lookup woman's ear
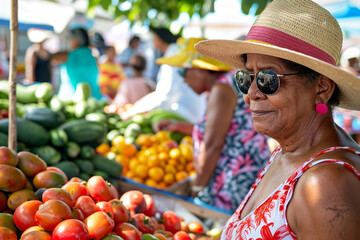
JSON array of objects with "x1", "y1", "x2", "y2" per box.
[{"x1": 316, "y1": 75, "x2": 335, "y2": 103}]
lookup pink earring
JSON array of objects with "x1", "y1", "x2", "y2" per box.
[{"x1": 316, "y1": 103, "x2": 328, "y2": 114}]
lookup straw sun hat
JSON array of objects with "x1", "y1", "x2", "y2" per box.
[
  {"x1": 195, "y1": 0, "x2": 360, "y2": 110},
  {"x1": 156, "y1": 38, "x2": 233, "y2": 71},
  {"x1": 27, "y1": 28, "x2": 54, "y2": 44}
]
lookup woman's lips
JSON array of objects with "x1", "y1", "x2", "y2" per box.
[{"x1": 251, "y1": 110, "x2": 271, "y2": 117}]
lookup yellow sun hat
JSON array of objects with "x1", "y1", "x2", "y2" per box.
[{"x1": 156, "y1": 38, "x2": 233, "y2": 72}]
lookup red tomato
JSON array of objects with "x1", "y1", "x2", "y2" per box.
[
  {"x1": 173, "y1": 231, "x2": 191, "y2": 240},
  {"x1": 110, "y1": 184, "x2": 119, "y2": 199},
  {"x1": 13, "y1": 200, "x2": 43, "y2": 232},
  {"x1": 132, "y1": 213, "x2": 156, "y2": 234},
  {"x1": 42, "y1": 188, "x2": 75, "y2": 208},
  {"x1": 68, "y1": 177, "x2": 85, "y2": 183},
  {"x1": 0, "y1": 191, "x2": 6, "y2": 212},
  {"x1": 187, "y1": 222, "x2": 204, "y2": 234},
  {"x1": 86, "y1": 176, "x2": 117, "y2": 202},
  {"x1": 0, "y1": 109, "x2": 8, "y2": 118},
  {"x1": 18, "y1": 151, "x2": 47, "y2": 177},
  {"x1": 75, "y1": 196, "x2": 97, "y2": 218},
  {"x1": 72, "y1": 207, "x2": 85, "y2": 221},
  {"x1": 33, "y1": 170, "x2": 67, "y2": 190},
  {"x1": 0, "y1": 226, "x2": 17, "y2": 240},
  {"x1": 20, "y1": 230, "x2": 52, "y2": 240},
  {"x1": 119, "y1": 190, "x2": 146, "y2": 216},
  {"x1": 162, "y1": 211, "x2": 181, "y2": 234},
  {"x1": 21, "y1": 226, "x2": 46, "y2": 237},
  {"x1": 0, "y1": 213, "x2": 17, "y2": 233},
  {"x1": 109, "y1": 199, "x2": 130, "y2": 224},
  {"x1": 143, "y1": 194, "x2": 157, "y2": 217},
  {"x1": 0, "y1": 146, "x2": 18, "y2": 166},
  {"x1": 96, "y1": 201, "x2": 115, "y2": 219},
  {"x1": 46, "y1": 167, "x2": 68, "y2": 182},
  {"x1": 114, "y1": 222, "x2": 142, "y2": 240},
  {"x1": 52, "y1": 219, "x2": 90, "y2": 240},
  {"x1": 84, "y1": 211, "x2": 115, "y2": 240},
  {"x1": 61, "y1": 181, "x2": 89, "y2": 200},
  {"x1": 35, "y1": 199, "x2": 72, "y2": 231}
]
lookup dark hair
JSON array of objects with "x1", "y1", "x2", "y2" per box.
[
  {"x1": 131, "y1": 54, "x2": 146, "y2": 72},
  {"x1": 240, "y1": 54, "x2": 340, "y2": 106},
  {"x1": 283, "y1": 59, "x2": 340, "y2": 106},
  {"x1": 129, "y1": 36, "x2": 140, "y2": 46},
  {"x1": 70, "y1": 28, "x2": 89, "y2": 47}
]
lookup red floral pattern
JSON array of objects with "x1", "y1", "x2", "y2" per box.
[{"x1": 221, "y1": 146, "x2": 360, "y2": 240}]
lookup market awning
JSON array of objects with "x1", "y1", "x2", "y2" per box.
[{"x1": 0, "y1": 0, "x2": 75, "y2": 33}]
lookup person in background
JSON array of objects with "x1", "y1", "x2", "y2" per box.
[
  {"x1": 113, "y1": 54, "x2": 154, "y2": 106},
  {"x1": 24, "y1": 28, "x2": 53, "y2": 84},
  {"x1": 117, "y1": 35, "x2": 140, "y2": 77},
  {"x1": 153, "y1": 38, "x2": 271, "y2": 212},
  {"x1": 99, "y1": 46, "x2": 126, "y2": 100},
  {"x1": 90, "y1": 32, "x2": 107, "y2": 60},
  {"x1": 195, "y1": 0, "x2": 360, "y2": 238},
  {"x1": 124, "y1": 26, "x2": 207, "y2": 124},
  {"x1": 340, "y1": 46, "x2": 360, "y2": 77},
  {"x1": 0, "y1": 36, "x2": 9, "y2": 79},
  {"x1": 53, "y1": 27, "x2": 102, "y2": 100}
]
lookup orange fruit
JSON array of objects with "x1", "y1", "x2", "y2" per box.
[
  {"x1": 125, "y1": 171, "x2": 136, "y2": 179},
  {"x1": 163, "y1": 173, "x2": 175, "y2": 185},
  {"x1": 136, "y1": 134, "x2": 153, "y2": 147},
  {"x1": 147, "y1": 155, "x2": 160, "y2": 168},
  {"x1": 133, "y1": 177, "x2": 144, "y2": 183},
  {"x1": 128, "y1": 158, "x2": 139, "y2": 171},
  {"x1": 179, "y1": 157, "x2": 187, "y2": 166},
  {"x1": 150, "y1": 135, "x2": 159, "y2": 144},
  {"x1": 179, "y1": 144, "x2": 193, "y2": 161},
  {"x1": 95, "y1": 143, "x2": 110, "y2": 155},
  {"x1": 185, "y1": 162, "x2": 195, "y2": 172},
  {"x1": 148, "y1": 167, "x2": 165, "y2": 182},
  {"x1": 168, "y1": 159, "x2": 177, "y2": 166},
  {"x1": 169, "y1": 148, "x2": 181, "y2": 160},
  {"x1": 157, "y1": 182, "x2": 167, "y2": 189},
  {"x1": 135, "y1": 164, "x2": 148, "y2": 179},
  {"x1": 175, "y1": 171, "x2": 188, "y2": 182},
  {"x1": 121, "y1": 143, "x2": 137, "y2": 157},
  {"x1": 164, "y1": 165, "x2": 177, "y2": 175},
  {"x1": 180, "y1": 136, "x2": 193, "y2": 145},
  {"x1": 156, "y1": 131, "x2": 170, "y2": 142},
  {"x1": 176, "y1": 164, "x2": 185, "y2": 171},
  {"x1": 145, "y1": 178, "x2": 158, "y2": 188},
  {"x1": 189, "y1": 170, "x2": 197, "y2": 176},
  {"x1": 157, "y1": 144, "x2": 170, "y2": 153},
  {"x1": 112, "y1": 135, "x2": 126, "y2": 149},
  {"x1": 144, "y1": 147, "x2": 157, "y2": 157},
  {"x1": 158, "y1": 152, "x2": 169, "y2": 162}
]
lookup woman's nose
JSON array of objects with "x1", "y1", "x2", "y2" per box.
[{"x1": 247, "y1": 77, "x2": 266, "y2": 100}]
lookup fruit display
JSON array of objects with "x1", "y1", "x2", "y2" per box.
[
  {"x1": 0, "y1": 146, "x2": 220, "y2": 240},
  {"x1": 98, "y1": 132, "x2": 196, "y2": 190}
]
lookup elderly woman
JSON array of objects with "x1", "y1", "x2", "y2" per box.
[
  {"x1": 154, "y1": 38, "x2": 270, "y2": 212},
  {"x1": 195, "y1": 0, "x2": 360, "y2": 239}
]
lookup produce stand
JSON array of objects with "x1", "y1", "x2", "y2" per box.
[{"x1": 116, "y1": 176, "x2": 233, "y2": 222}]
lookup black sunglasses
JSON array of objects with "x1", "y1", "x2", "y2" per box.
[{"x1": 234, "y1": 69, "x2": 302, "y2": 95}]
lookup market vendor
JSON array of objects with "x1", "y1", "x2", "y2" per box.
[
  {"x1": 52, "y1": 27, "x2": 102, "y2": 100},
  {"x1": 122, "y1": 26, "x2": 207, "y2": 124},
  {"x1": 153, "y1": 38, "x2": 270, "y2": 213}
]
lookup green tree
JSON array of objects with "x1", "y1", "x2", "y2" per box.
[{"x1": 86, "y1": 0, "x2": 272, "y2": 26}]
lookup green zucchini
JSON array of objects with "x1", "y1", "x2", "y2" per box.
[
  {"x1": 73, "y1": 82, "x2": 91, "y2": 102},
  {"x1": 49, "y1": 95, "x2": 64, "y2": 112},
  {"x1": 24, "y1": 107, "x2": 65, "y2": 129},
  {"x1": 65, "y1": 141, "x2": 81, "y2": 159},
  {"x1": 74, "y1": 159, "x2": 94, "y2": 175},
  {"x1": 50, "y1": 128, "x2": 68, "y2": 147},
  {"x1": 0, "y1": 99, "x2": 24, "y2": 116},
  {"x1": 91, "y1": 154, "x2": 122, "y2": 178},
  {"x1": 60, "y1": 119, "x2": 107, "y2": 145},
  {"x1": 54, "y1": 161, "x2": 80, "y2": 179},
  {"x1": 0, "y1": 118, "x2": 49, "y2": 146},
  {"x1": 92, "y1": 170, "x2": 110, "y2": 180},
  {"x1": 0, "y1": 131, "x2": 22, "y2": 151},
  {"x1": 80, "y1": 145, "x2": 95, "y2": 159},
  {"x1": 30, "y1": 145, "x2": 61, "y2": 165},
  {"x1": 35, "y1": 82, "x2": 53, "y2": 102}
]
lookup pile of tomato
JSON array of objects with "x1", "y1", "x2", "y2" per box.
[{"x1": 0, "y1": 146, "x2": 206, "y2": 240}]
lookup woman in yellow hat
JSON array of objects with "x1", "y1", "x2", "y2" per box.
[
  {"x1": 154, "y1": 38, "x2": 271, "y2": 213},
  {"x1": 195, "y1": 0, "x2": 360, "y2": 239}
]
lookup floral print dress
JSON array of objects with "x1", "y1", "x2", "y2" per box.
[
  {"x1": 221, "y1": 146, "x2": 360, "y2": 240},
  {"x1": 192, "y1": 72, "x2": 271, "y2": 212}
]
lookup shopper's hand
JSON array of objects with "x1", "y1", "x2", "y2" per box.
[{"x1": 152, "y1": 119, "x2": 175, "y2": 132}]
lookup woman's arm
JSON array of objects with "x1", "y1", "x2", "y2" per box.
[
  {"x1": 194, "y1": 83, "x2": 237, "y2": 186},
  {"x1": 51, "y1": 51, "x2": 69, "y2": 65},
  {"x1": 288, "y1": 162, "x2": 360, "y2": 239}
]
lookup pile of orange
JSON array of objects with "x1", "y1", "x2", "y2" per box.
[{"x1": 102, "y1": 131, "x2": 196, "y2": 189}]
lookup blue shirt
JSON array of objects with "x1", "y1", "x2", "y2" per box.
[{"x1": 58, "y1": 47, "x2": 102, "y2": 100}]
